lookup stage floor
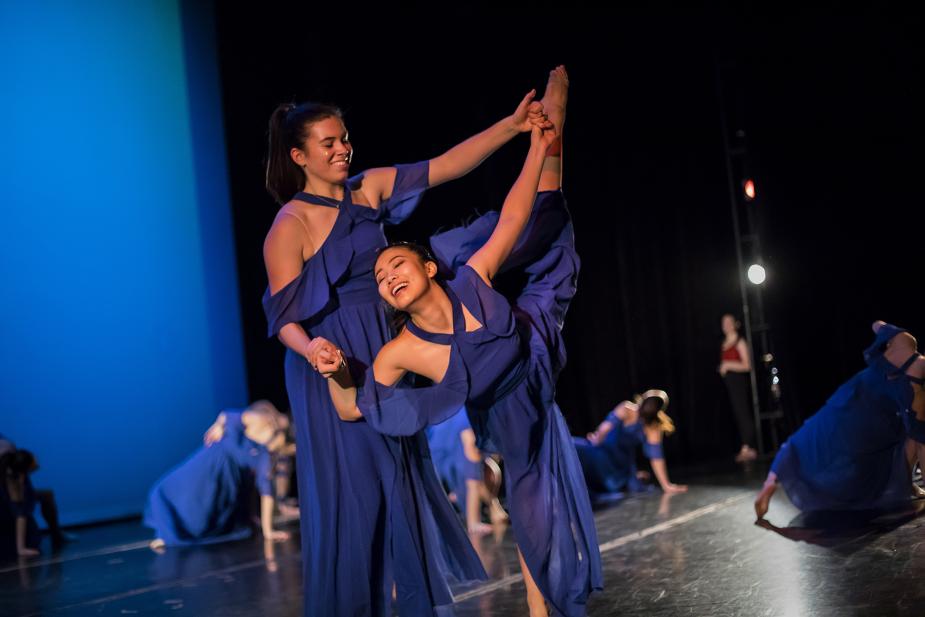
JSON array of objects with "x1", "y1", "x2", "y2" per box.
[{"x1": 5, "y1": 462, "x2": 925, "y2": 616}]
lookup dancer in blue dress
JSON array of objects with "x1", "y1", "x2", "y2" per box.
[
  {"x1": 144, "y1": 408, "x2": 288, "y2": 548},
  {"x1": 755, "y1": 321, "x2": 925, "y2": 519},
  {"x1": 324, "y1": 67, "x2": 603, "y2": 617},
  {"x1": 262, "y1": 86, "x2": 551, "y2": 615},
  {"x1": 426, "y1": 407, "x2": 508, "y2": 534},
  {"x1": 573, "y1": 390, "x2": 687, "y2": 500}
]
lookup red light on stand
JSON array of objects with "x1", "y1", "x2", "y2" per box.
[{"x1": 743, "y1": 179, "x2": 756, "y2": 201}]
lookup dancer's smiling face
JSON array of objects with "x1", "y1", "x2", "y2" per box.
[
  {"x1": 374, "y1": 245, "x2": 438, "y2": 312},
  {"x1": 290, "y1": 116, "x2": 353, "y2": 185}
]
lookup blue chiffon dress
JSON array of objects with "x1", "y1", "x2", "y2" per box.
[
  {"x1": 357, "y1": 190, "x2": 603, "y2": 617},
  {"x1": 573, "y1": 415, "x2": 663, "y2": 497},
  {"x1": 143, "y1": 411, "x2": 272, "y2": 546},
  {"x1": 262, "y1": 162, "x2": 485, "y2": 616},
  {"x1": 426, "y1": 407, "x2": 482, "y2": 513},
  {"x1": 771, "y1": 323, "x2": 925, "y2": 511}
]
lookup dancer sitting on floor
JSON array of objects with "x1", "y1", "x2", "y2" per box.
[
  {"x1": 0, "y1": 435, "x2": 74, "y2": 558},
  {"x1": 203, "y1": 400, "x2": 300, "y2": 518},
  {"x1": 145, "y1": 402, "x2": 291, "y2": 550},
  {"x1": 573, "y1": 390, "x2": 687, "y2": 500},
  {"x1": 426, "y1": 406, "x2": 509, "y2": 534},
  {"x1": 755, "y1": 321, "x2": 925, "y2": 519}
]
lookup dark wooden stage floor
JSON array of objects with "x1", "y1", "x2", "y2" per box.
[{"x1": 5, "y1": 462, "x2": 925, "y2": 616}]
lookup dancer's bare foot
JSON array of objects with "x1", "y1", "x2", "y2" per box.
[
  {"x1": 540, "y1": 65, "x2": 569, "y2": 135},
  {"x1": 278, "y1": 503, "x2": 300, "y2": 519},
  {"x1": 149, "y1": 538, "x2": 166, "y2": 554},
  {"x1": 265, "y1": 529, "x2": 290, "y2": 542},
  {"x1": 754, "y1": 478, "x2": 777, "y2": 519},
  {"x1": 735, "y1": 445, "x2": 758, "y2": 463},
  {"x1": 911, "y1": 483, "x2": 925, "y2": 500}
]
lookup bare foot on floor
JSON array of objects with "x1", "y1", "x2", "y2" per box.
[
  {"x1": 754, "y1": 481, "x2": 777, "y2": 519},
  {"x1": 149, "y1": 538, "x2": 166, "y2": 554}
]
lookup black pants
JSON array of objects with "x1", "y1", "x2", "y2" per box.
[{"x1": 724, "y1": 372, "x2": 755, "y2": 448}]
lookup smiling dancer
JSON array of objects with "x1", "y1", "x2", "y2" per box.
[
  {"x1": 322, "y1": 67, "x2": 603, "y2": 617},
  {"x1": 262, "y1": 83, "x2": 550, "y2": 615}
]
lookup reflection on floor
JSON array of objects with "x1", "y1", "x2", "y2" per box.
[{"x1": 4, "y1": 461, "x2": 925, "y2": 616}]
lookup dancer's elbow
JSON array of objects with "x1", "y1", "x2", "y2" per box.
[{"x1": 336, "y1": 405, "x2": 363, "y2": 422}]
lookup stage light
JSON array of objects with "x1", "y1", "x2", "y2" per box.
[
  {"x1": 743, "y1": 178, "x2": 756, "y2": 201},
  {"x1": 747, "y1": 264, "x2": 766, "y2": 285}
]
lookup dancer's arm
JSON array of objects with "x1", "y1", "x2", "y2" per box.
[
  {"x1": 427, "y1": 90, "x2": 547, "y2": 187},
  {"x1": 587, "y1": 404, "x2": 625, "y2": 445},
  {"x1": 644, "y1": 427, "x2": 687, "y2": 494},
  {"x1": 6, "y1": 475, "x2": 38, "y2": 556},
  {"x1": 261, "y1": 494, "x2": 289, "y2": 542},
  {"x1": 467, "y1": 124, "x2": 556, "y2": 283},
  {"x1": 324, "y1": 341, "x2": 408, "y2": 421},
  {"x1": 327, "y1": 368, "x2": 361, "y2": 421},
  {"x1": 361, "y1": 90, "x2": 549, "y2": 201},
  {"x1": 264, "y1": 215, "x2": 339, "y2": 368},
  {"x1": 203, "y1": 412, "x2": 226, "y2": 446}
]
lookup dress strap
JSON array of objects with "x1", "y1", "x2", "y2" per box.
[
  {"x1": 292, "y1": 191, "x2": 347, "y2": 209},
  {"x1": 403, "y1": 283, "x2": 469, "y2": 344},
  {"x1": 898, "y1": 353, "x2": 920, "y2": 373},
  {"x1": 445, "y1": 283, "x2": 468, "y2": 334},
  {"x1": 404, "y1": 319, "x2": 452, "y2": 345}
]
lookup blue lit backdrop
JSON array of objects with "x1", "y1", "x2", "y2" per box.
[{"x1": 0, "y1": 0, "x2": 247, "y2": 525}]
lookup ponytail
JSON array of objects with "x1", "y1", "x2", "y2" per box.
[{"x1": 265, "y1": 102, "x2": 343, "y2": 205}]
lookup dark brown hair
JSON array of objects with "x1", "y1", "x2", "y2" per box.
[{"x1": 265, "y1": 102, "x2": 343, "y2": 205}]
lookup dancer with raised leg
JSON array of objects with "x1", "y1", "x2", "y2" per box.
[
  {"x1": 323, "y1": 67, "x2": 603, "y2": 617},
  {"x1": 262, "y1": 87, "x2": 549, "y2": 615}
]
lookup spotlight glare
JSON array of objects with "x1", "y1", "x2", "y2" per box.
[
  {"x1": 747, "y1": 264, "x2": 767, "y2": 285},
  {"x1": 744, "y1": 178, "x2": 756, "y2": 200}
]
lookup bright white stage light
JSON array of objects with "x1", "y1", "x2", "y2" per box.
[{"x1": 747, "y1": 264, "x2": 766, "y2": 285}]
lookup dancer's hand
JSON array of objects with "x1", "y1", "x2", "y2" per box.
[
  {"x1": 530, "y1": 122, "x2": 558, "y2": 153},
  {"x1": 510, "y1": 89, "x2": 550, "y2": 133},
  {"x1": 305, "y1": 337, "x2": 338, "y2": 370},
  {"x1": 663, "y1": 483, "x2": 688, "y2": 494},
  {"x1": 203, "y1": 421, "x2": 225, "y2": 447},
  {"x1": 265, "y1": 529, "x2": 290, "y2": 542},
  {"x1": 316, "y1": 348, "x2": 346, "y2": 379}
]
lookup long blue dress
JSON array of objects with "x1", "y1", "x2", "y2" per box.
[
  {"x1": 358, "y1": 190, "x2": 603, "y2": 617},
  {"x1": 771, "y1": 323, "x2": 925, "y2": 511},
  {"x1": 573, "y1": 415, "x2": 663, "y2": 496},
  {"x1": 143, "y1": 411, "x2": 272, "y2": 546},
  {"x1": 262, "y1": 162, "x2": 486, "y2": 617},
  {"x1": 426, "y1": 407, "x2": 482, "y2": 513}
]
